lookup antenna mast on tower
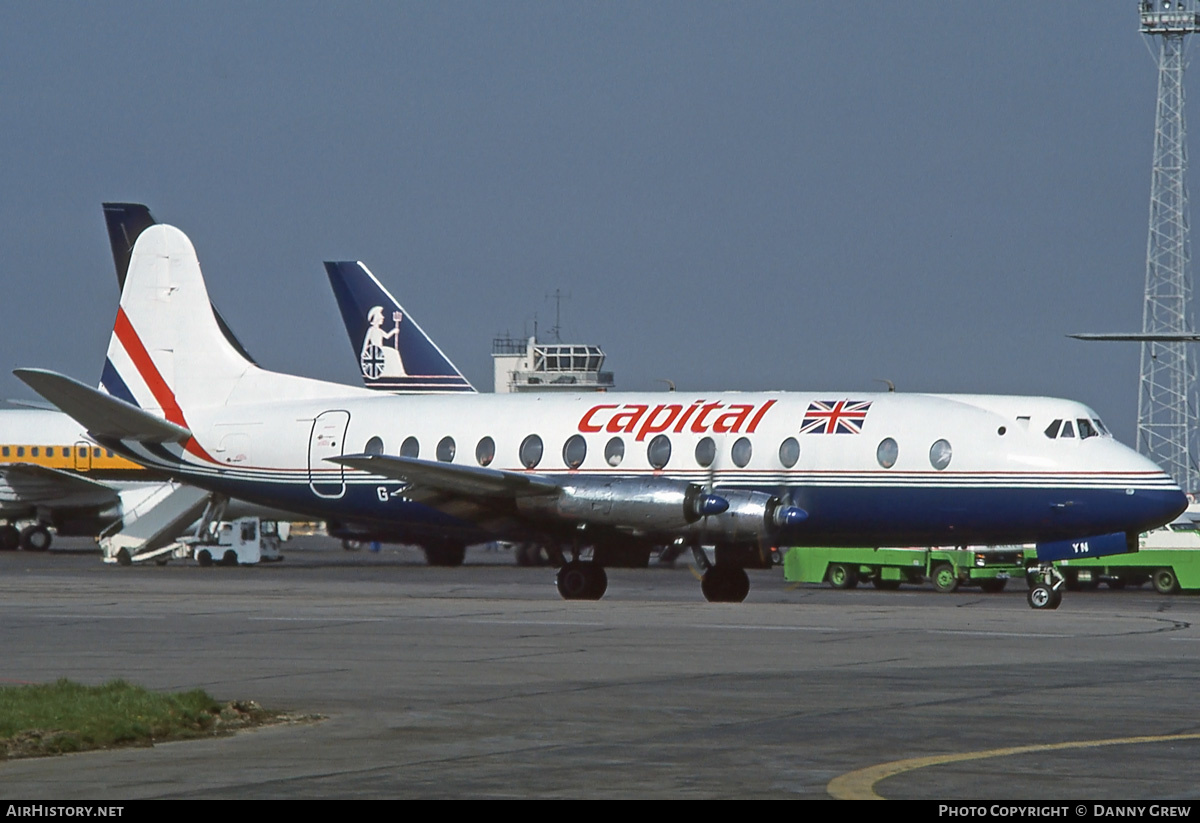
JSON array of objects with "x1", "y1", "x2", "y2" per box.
[{"x1": 1138, "y1": 0, "x2": 1200, "y2": 492}]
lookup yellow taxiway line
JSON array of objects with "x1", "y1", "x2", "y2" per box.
[{"x1": 827, "y1": 732, "x2": 1200, "y2": 800}]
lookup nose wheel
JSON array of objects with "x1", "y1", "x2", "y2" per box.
[{"x1": 1026, "y1": 563, "x2": 1065, "y2": 610}]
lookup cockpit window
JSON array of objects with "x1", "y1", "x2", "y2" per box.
[
  {"x1": 1060, "y1": 421, "x2": 1075, "y2": 439},
  {"x1": 1044, "y1": 420, "x2": 1062, "y2": 439},
  {"x1": 1093, "y1": 418, "x2": 1109, "y2": 436},
  {"x1": 1077, "y1": 419, "x2": 1097, "y2": 439}
]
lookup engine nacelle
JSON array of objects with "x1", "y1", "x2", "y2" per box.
[
  {"x1": 682, "y1": 489, "x2": 805, "y2": 544},
  {"x1": 515, "y1": 477, "x2": 726, "y2": 534}
]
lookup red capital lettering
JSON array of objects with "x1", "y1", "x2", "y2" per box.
[
  {"x1": 636, "y1": 404, "x2": 682, "y2": 441},
  {"x1": 607, "y1": 405, "x2": 649, "y2": 433},
  {"x1": 712, "y1": 404, "x2": 754, "y2": 433},
  {"x1": 579, "y1": 404, "x2": 618, "y2": 433},
  {"x1": 673, "y1": 401, "x2": 704, "y2": 433},
  {"x1": 690, "y1": 402, "x2": 724, "y2": 433},
  {"x1": 746, "y1": 399, "x2": 777, "y2": 433}
]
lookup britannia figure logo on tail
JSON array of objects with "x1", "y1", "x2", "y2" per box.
[{"x1": 360, "y1": 306, "x2": 407, "y2": 379}]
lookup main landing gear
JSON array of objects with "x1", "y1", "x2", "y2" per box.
[
  {"x1": 556, "y1": 561, "x2": 608, "y2": 600},
  {"x1": 1026, "y1": 562, "x2": 1065, "y2": 610},
  {"x1": 691, "y1": 545, "x2": 751, "y2": 603},
  {"x1": 550, "y1": 539, "x2": 756, "y2": 603},
  {"x1": 0, "y1": 523, "x2": 51, "y2": 552}
]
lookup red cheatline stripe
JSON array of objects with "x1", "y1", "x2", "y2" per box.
[
  {"x1": 113, "y1": 308, "x2": 183, "y2": 426},
  {"x1": 112, "y1": 307, "x2": 216, "y2": 463}
]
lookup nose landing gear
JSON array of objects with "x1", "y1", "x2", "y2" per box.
[{"x1": 1026, "y1": 563, "x2": 1065, "y2": 610}]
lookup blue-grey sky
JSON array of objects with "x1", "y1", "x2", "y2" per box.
[{"x1": 0, "y1": 2, "x2": 1181, "y2": 442}]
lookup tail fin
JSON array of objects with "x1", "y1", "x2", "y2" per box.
[
  {"x1": 325, "y1": 261, "x2": 475, "y2": 393},
  {"x1": 100, "y1": 224, "x2": 259, "y2": 421},
  {"x1": 102, "y1": 202, "x2": 257, "y2": 365},
  {"x1": 102, "y1": 202, "x2": 157, "y2": 290}
]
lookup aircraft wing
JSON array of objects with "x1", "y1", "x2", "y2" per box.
[
  {"x1": 1069, "y1": 333, "x2": 1200, "y2": 341},
  {"x1": 13, "y1": 368, "x2": 191, "y2": 444},
  {"x1": 0, "y1": 463, "x2": 120, "y2": 509},
  {"x1": 330, "y1": 453, "x2": 558, "y2": 499}
]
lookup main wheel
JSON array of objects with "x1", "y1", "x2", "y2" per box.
[
  {"x1": 931, "y1": 563, "x2": 959, "y2": 593},
  {"x1": 19, "y1": 524, "x2": 51, "y2": 552},
  {"x1": 701, "y1": 565, "x2": 750, "y2": 603},
  {"x1": 0, "y1": 525, "x2": 19, "y2": 551},
  {"x1": 1153, "y1": 568, "x2": 1181, "y2": 595},
  {"x1": 556, "y1": 561, "x2": 606, "y2": 600},
  {"x1": 1027, "y1": 583, "x2": 1062, "y2": 610},
  {"x1": 424, "y1": 544, "x2": 467, "y2": 567},
  {"x1": 826, "y1": 563, "x2": 858, "y2": 589}
]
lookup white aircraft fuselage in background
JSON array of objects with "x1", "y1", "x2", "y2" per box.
[{"x1": 17, "y1": 225, "x2": 1187, "y2": 601}]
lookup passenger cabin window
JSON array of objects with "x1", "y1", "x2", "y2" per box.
[
  {"x1": 16, "y1": 447, "x2": 24, "y2": 457},
  {"x1": 520, "y1": 434, "x2": 543, "y2": 469},
  {"x1": 31, "y1": 447, "x2": 38, "y2": 457},
  {"x1": 695, "y1": 437, "x2": 716, "y2": 468},
  {"x1": 1077, "y1": 419, "x2": 1097, "y2": 439},
  {"x1": 779, "y1": 437, "x2": 799, "y2": 468},
  {"x1": 437, "y1": 436, "x2": 456, "y2": 462},
  {"x1": 731, "y1": 437, "x2": 752, "y2": 468},
  {"x1": 563, "y1": 435, "x2": 586, "y2": 470},
  {"x1": 364, "y1": 436, "x2": 384, "y2": 455},
  {"x1": 929, "y1": 439, "x2": 952, "y2": 470},
  {"x1": 877, "y1": 438, "x2": 898, "y2": 469},
  {"x1": 46, "y1": 447, "x2": 54, "y2": 457},
  {"x1": 605, "y1": 437, "x2": 625, "y2": 467},
  {"x1": 2, "y1": 447, "x2": 8, "y2": 457},
  {"x1": 647, "y1": 435, "x2": 671, "y2": 470},
  {"x1": 1044, "y1": 420, "x2": 1062, "y2": 439},
  {"x1": 1060, "y1": 421, "x2": 1075, "y2": 439},
  {"x1": 475, "y1": 436, "x2": 495, "y2": 467}
]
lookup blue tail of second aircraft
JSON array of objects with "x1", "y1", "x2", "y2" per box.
[{"x1": 325, "y1": 261, "x2": 476, "y2": 394}]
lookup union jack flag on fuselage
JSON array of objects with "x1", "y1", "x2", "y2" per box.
[{"x1": 799, "y1": 399, "x2": 872, "y2": 435}]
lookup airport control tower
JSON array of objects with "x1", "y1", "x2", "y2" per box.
[{"x1": 1138, "y1": 0, "x2": 1200, "y2": 492}]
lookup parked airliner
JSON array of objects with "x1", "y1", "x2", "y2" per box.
[
  {"x1": 16, "y1": 224, "x2": 1187, "y2": 602},
  {"x1": 0, "y1": 205, "x2": 454, "y2": 555}
]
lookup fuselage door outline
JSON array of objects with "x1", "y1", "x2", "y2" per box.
[{"x1": 308, "y1": 410, "x2": 350, "y2": 499}]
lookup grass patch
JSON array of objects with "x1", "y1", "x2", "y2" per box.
[{"x1": 0, "y1": 679, "x2": 290, "y2": 759}]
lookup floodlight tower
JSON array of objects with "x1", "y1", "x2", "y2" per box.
[{"x1": 1138, "y1": 0, "x2": 1200, "y2": 493}]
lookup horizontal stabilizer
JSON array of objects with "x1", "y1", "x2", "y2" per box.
[
  {"x1": 329, "y1": 453, "x2": 558, "y2": 498},
  {"x1": 0, "y1": 463, "x2": 120, "y2": 509},
  {"x1": 13, "y1": 368, "x2": 192, "y2": 444},
  {"x1": 1069, "y1": 333, "x2": 1200, "y2": 342},
  {"x1": 1, "y1": 398, "x2": 57, "y2": 410}
]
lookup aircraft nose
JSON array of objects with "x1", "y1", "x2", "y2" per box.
[{"x1": 1125, "y1": 451, "x2": 1188, "y2": 530}]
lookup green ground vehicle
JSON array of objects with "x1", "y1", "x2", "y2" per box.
[
  {"x1": 783, "y1": 546, "x2": 1024, "y2": 593},
  {"x1": 1054, "y1": 521, "x2": 1200, "y2": 594}
]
